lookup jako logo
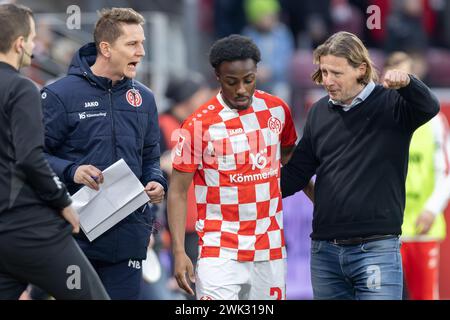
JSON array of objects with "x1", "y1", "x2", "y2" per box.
[
  {"x1": 79, "y1": 112, "x2": 86, "y2": 119},
  {"x1": 84, "y1": 101, "x2": 99, "y2": 108},
  {"x1": 250, "y1": 149, "x2": 267, "y2": 170},
  {"x1": 228, "y1": 128, "x2": 243, "y2": 136}
]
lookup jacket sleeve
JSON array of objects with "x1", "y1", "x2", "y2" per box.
[
  {"x1": 10, "y1": 78, "x2": 71, "y2": 209},
  {"x1": 281, "y1": 107, "x2": 319, "y2": 198},
  {"x1": 141, "y1": 93, "x2": 167, "y2": 191},
  {"x1": 394, "y1": 75, "x2": 440, "y2": 132},
  {"x1": 41, "y1": 88, "x2": 77, "y2": 183}
]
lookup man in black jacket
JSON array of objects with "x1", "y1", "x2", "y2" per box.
[
  {"x1": 0, "y1": 4, "x2": 108, "y2": 300},
  {"x1": 281, "y1": 31, "x2": 439, "y2": 300}
]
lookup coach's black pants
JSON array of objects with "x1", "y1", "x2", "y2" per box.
[{"x1": 0, "y1": 217, "x2": 109, "y2": 300}]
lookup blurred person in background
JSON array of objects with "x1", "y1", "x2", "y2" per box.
[
  {"x1": 279, "y1": 0, "x2": 331, "y2": 49},
  {"x1": 385, "y1": 0, "x2": 428, "y2": 54},
  {"x1": 26, "y1": 19, "x2": 63, "y2": 84},
  {"x1": 384, "y1": 51, "x2": 450, "y2": 300},
  {"x1": 384, "y1": 0, "x2": 430, "y2": 85},
  {"x1": 0, "y1": 3, "x2": 108, "y2": 300},
  {"x1": 41, "y1": 8, "x2": 167, "y2": 300},
  {"x1": 242, "y1": 0, "x2": 295, "y2": 103},
  {"x1": 329, "y1": 0, "x2": 364, "y2": 38},
  {"x1": 213, "y1": 0, "x2": 247, "y2": 39}
]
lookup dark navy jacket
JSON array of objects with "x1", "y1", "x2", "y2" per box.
[{"x1": 41, "y1": 43, "x2": 167, "y2": 263}]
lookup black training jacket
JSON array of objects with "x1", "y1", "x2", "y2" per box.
[
  {"x1": 281, "y1": 76, "x2": 440, "y2": 240},
  {"x1": 0, "y1": 62, "x2": 71, "y2": 229}
]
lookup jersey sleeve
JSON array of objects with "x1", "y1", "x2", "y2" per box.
[
  {"x1": 280, "y1": 101, "x2": 298, "y2": 147},
  {"x1": 172, "y1": 119, "x2": 202, "y2": 173}
]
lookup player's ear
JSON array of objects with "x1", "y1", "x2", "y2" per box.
[
  {"x1": 358, "y1": 62, "x2": 367, "y2": 79},
  {"x1": 13, "y1": 36, "x2": 26, "y2": 54},
  {"x1": 99, "y1": 41, "x2": 111, "y2": 58}
]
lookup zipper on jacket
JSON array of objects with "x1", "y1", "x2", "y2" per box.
[
  {"x1": 83, "y1": 72, "x2": 97, "y2": 86},
  {"x1": 109, "y1": 87, "x2": 119, "y2": 262},
  {"x1": 108, "y1": 88, "x2": 117, "y2": 161}
]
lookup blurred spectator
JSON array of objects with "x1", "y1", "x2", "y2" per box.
[
  {"x1": 410, "y1": 52, "x2": 429, "y2": 82},
  {"x1": 385, "y1": 0, "x2": 428, "y2": 54},
  {"x1": 31, "y1": 37, "x2": 80, "y2": 87},
  {"x1": 330, "y1": 0, "x2": 364, "y2": 38},
  {"x1": 160, "y1": 72, "x2": 212, "y2": 160},
  {"x1": 431, "y1": 0, "x2": 450, "y2": 49},
  {"x1": 426, "y1": 48, "x2": 450, "y2": 87},
  {"x1": 442, "y1": 0, "x2": 450, "y2": 48},
  {"x1": 242, "y1": 0, "x2": 295, "y2": 102},
  {"x1": 384, "y1": 51, "x2": 450, "y2": 300},
  {"x1": 213, "y1": 0, "x2": 246, "y2": 38},
  {"x1": 25, "y1": 19, "x2": 63, "y2": 85},
  {"x1": 350, "y1": 0, "x2": 391, "y2": 48},
  {"x1": 51, "y1": 38, "x2": 79, "y2": 67},
  {"x1": 279, "y1": 0, "x2": 331, "y2": 48}
]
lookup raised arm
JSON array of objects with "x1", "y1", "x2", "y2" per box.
[{"x1": 384, "y1": 71, "x2": 440, "y2": 131}]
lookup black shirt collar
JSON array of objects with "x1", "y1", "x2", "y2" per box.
[{"x1": 0, "y1": 61, "x2": 18, "y2": 72}]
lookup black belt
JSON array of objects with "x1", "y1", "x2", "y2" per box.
[{"x1": 330, "y1": 234, "x2": 398, "y2": 246}]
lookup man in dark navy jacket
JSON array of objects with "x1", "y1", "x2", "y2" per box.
[
  {"x1": 281, "y1": 32, "x2": 439, "y2": 300},
  {"x1": 42, "y1": 8, "x2": 167, "y2": 299}
]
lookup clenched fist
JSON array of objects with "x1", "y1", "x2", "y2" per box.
[
  {"x1": 145, "y1": 181, "x2": 165, "y2": 204},
  {"x1": 382, "y1": 70, "x2": 410, "y2": 89}
]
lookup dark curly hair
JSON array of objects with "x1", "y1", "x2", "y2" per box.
[{"x1": 209, "y1": 34, "x2": 261, "y2": 70}]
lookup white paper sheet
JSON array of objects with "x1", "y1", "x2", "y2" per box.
[{"x1": 71, "y1": 159, "x2": 150, "y2": 241}]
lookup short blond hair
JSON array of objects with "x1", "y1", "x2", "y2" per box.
[
  {"x1": 94, "y1": 8, "x2": 144, "y2": 53},
  {"x1": 312, "y1": 31, "x2": 379, "y2": 85}
]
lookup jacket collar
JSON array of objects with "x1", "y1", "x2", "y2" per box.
[
  {"x1": 68, "y1": 42, "x2": 131, "y2": 91},
  {"x1": 328, "y1": 81, "x2": 376, "y2": 111},
  {"x1": 0, "y1": 61, "x2": 18, "y2": 73}
]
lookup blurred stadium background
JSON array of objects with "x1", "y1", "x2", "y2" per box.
[{"x1": 9, "y1": 0, "x2": 450, "y2": 299}]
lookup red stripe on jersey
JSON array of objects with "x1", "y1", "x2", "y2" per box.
[
  {"x1": 270, "y1": 248, "x2": 283, "y2": 260},
  {"x1": 221, "y1": 232, "x2": 238, "y2": 248},
  {"x1": 238, "y1": 250, "x2": 255, "y2": 261},
  {"x1": 238, "y1": 221, "x2": 257, "y2": 235}
]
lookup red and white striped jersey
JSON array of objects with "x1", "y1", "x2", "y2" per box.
[{"x1": 172, "y1": 90, "x2": 297, "y2": 261}]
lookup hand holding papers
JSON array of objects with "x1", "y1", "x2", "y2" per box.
[{"x1": 71, "y1": 159, "x2": 150, "y2": 241}]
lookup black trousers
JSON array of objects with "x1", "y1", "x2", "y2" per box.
[{"x1": 0, "y1": 216, "x2": 109, "y2": 300}]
